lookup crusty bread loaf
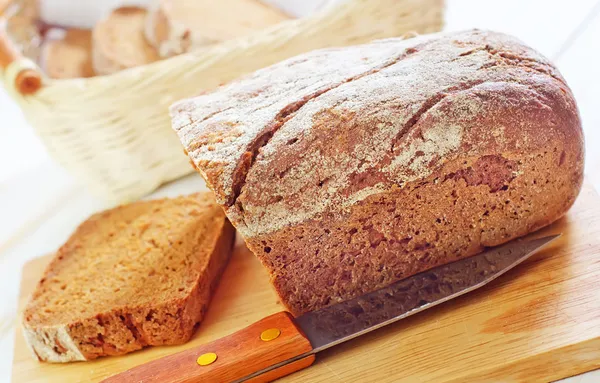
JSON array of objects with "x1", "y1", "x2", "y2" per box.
[
  {"x1": 22, "y1": 193, "x2": 235, "y2": 362},
  {"x1": 41, "y1": 28, "x2": 94, "y2": 79},
  {"x1": 92, "y1": 6, "x2": 159, "y2": 75},
  {"x1": 171, "y1": 30, "x2": 585, "y2": 316},
  {"x1": 145, "y1": 0, "x2": 290, "y2": 57}
]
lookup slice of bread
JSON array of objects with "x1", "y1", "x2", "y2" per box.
[
  {"x1": 41, "y1": 28, "x2": 95, "y2": 79},
  {"x1": 92, "y1": 6, "x2": 159, "y2": 75},
  {"x1": 145, "y1": 0, "x2": 290, "y2": 57},
  {"x1": 22, "y1": 192, "x2": 235, "y2": 362}
]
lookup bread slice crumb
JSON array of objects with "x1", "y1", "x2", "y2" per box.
[{"x1": 22, "y1": 192, "x2": 235, "y2": 362}]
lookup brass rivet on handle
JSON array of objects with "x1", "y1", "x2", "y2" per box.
[
  {"x1": 260, "y1": 328, "x2": 281, "y2": 341},
  {"x1": 197, "y1": 352, "x2": 217, "y2": 366}
]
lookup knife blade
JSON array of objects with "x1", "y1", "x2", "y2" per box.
[{"x1": 103, "y1": 234, "x2": 559, "y2": 383}]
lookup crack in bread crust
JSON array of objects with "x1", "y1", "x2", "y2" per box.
[
  {"x1": 233, "y1": 76, "x2": 566, "y2": 238},
  {"x1": 389, "y1": 79, "x2": 487, "y2": 154},
  {"x1": 172, "y1": 30, "x2": 573, "y2": 213},
  {"x1": 462, "y1": 44, "x2": 568, "y2": 86},
  {"x1": 228, "y1": 43, "x2": 427, "y2": 209}
]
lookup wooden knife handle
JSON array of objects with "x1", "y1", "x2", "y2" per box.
[{"x1": 102, "y1": 311, "x2": 315, "y2": 383}]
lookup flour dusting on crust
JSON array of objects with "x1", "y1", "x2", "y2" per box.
[{"x1": 171, "y1": 30, "x2": 570, "y2": 237}]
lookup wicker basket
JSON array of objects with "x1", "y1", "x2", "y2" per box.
[{"x1": 0, "y1": 0, "x2": 444, "y2": 202}]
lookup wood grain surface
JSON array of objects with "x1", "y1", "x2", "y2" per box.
[{"x1": 12, "y1": 184, "x2": 600, "y2": 382}]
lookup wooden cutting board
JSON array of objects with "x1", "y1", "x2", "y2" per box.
[{"x1": 11, "y1": 184, "x2": 600, "y2": 383}]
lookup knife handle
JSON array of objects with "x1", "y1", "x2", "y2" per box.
[{"x1": 103, "y1": 311, "x2": 315, "y2": 383}]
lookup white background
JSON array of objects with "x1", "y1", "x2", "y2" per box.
[{"x1": 1, "y1": 0, "x2": 600, "y2": 381}]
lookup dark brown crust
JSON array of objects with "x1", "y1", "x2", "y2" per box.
[
  {"x1": 250, "y1": 73, "x2": 583, "y2": 315},
  {"x1": 172, "y1": 30, "x2": 585, "y2": 316},
  {"x1": 249, "y1": 147, "x2": 581, "y2": 315}
]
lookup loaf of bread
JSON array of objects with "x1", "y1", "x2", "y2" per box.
[
  {"x1": 22, "y1": 193, "x2": 235, "y2": 362},
  {"x1": 41, "y1": 28, "x2": 94, "y2": 79},
  {"x1": 92, "y1": 6, "x2": 159, "y2": 75},
  {"x1": 145, "y1": 0, "x2": 290, "y2": 57},
  {"x1": 171, "y1": 30, "x2": 584, "y2": 316}
]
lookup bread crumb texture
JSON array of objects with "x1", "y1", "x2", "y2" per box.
[
  {"x1": 22, "y1": 193, "x2": 235, "y2": 362},
  {"x1": 172, "y1": 30, "x2": 584, "y2": 315}
]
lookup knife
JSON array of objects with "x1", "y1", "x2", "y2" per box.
[{"x1": 103, "y1": 234, "x2": 559, "y2": 383}]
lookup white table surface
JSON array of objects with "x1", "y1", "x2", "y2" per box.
[{"x1": 1, "y1": 0, "x2": 600, "y2": 382}]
